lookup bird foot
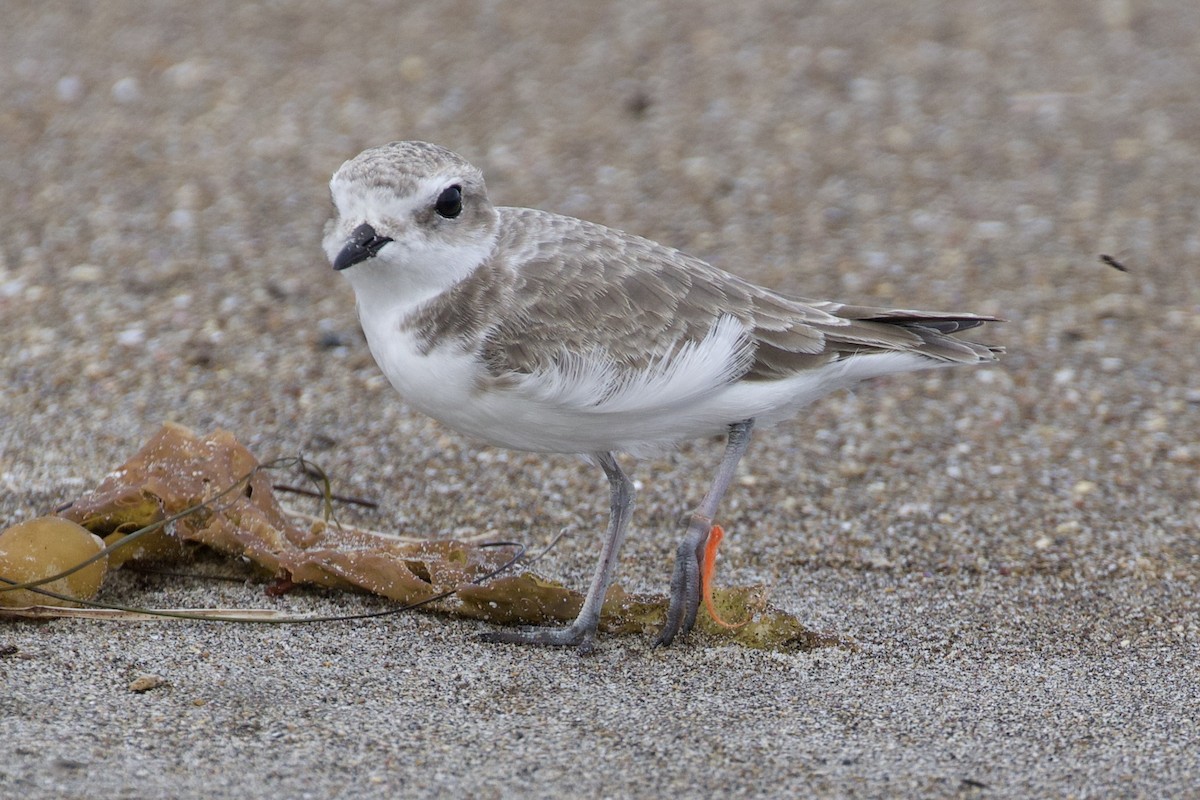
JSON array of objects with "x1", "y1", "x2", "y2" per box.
[
  {"x1": 656, "y1": 515, "x2": 711, "y2": 646},
  {"x1": 478, "y1": 623, "x2": 599, "y2": 654}
]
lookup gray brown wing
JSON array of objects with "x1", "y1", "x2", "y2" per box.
[
  {"x1": 481, "y1": 210, "x2": 753, "y2": 376},
  {"x1": 480, "y1": 208, "x2": 999, "y2": 381}
]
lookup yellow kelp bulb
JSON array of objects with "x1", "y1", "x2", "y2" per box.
[{"x1": 0, "y1": 516, "x2": 108, "y2": 607}]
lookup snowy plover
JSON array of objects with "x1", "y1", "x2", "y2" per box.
[{"x1": 324, "y1": 141, "x2": 1000, "y2": 651}]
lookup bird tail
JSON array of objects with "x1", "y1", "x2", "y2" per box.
[{"x1": 840, "y1": 308, "x2": 1003, "y2": 364}]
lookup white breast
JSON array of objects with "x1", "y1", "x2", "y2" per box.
[
  {"x1": 359, "y1": 300, "x2": 947, "y2": 457},
  {"x1": 357, "y1": 305, "x2": 484, "y2": 430}
]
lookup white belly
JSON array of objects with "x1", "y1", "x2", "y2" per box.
[{"x1": 360, "y1": 305, "x2": 941, "y2": 456}]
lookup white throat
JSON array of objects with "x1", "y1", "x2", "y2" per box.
[{"x1": 340, "y1": 235, "x2": 493, "y2": 323}]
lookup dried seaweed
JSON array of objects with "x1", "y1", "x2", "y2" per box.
[
  {"x1": 59, "y1": 423, "x2": 513, "y2": 608},
  {"x1": 3, "y1": 423, "x2": 845, "y2": 651}
]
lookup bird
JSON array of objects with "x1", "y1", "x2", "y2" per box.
[{"x1": 323, "y1": 141, "x2": 1001, "y2": 652}]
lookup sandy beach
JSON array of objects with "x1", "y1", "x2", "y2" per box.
[{"x1": 2, "y1": 1, "x2": 1198, "y2": 797}]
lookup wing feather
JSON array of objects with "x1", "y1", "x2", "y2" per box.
[{"x1": 459, "y1": 208, "x2": 1000, "y2": 394}]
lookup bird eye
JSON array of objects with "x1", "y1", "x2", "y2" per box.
[{"x1": 435, "y1": 185, "x2": 463, "y2": 218}]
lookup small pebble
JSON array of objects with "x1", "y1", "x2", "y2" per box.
[
  {"x1": 128, "y1": 674, "x2": 166, "y2": 693},
  {"x1": 111, "y1": 77, "x2": 141, "y2": 104},
  {"x1": 56, "y1": 75, "x2": 84, "y2": 103}
]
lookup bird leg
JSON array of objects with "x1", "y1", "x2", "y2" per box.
[
  {"x1": 479, "y1": 451, "x2": 634, "y2": 654},
  {"x1": 656, "y1": 419, "x2": 755, "y2": 646}
]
